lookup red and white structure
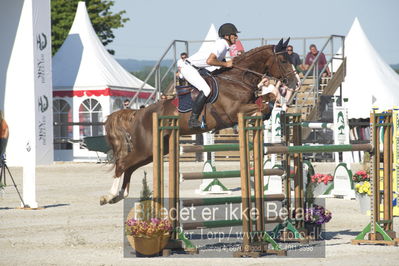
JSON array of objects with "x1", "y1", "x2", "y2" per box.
[{"x1": 52, "y1": 2, "x2": 155, "y2": 161}]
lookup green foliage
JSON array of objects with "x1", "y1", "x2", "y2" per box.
[
  {"x1": 139, "y1": 171, "x2": 153, "y2": 221},
  {"x1": 140, "y1": 171, "x2": 152, "y2": 201},
  {"x1": 51, "y1": 0, "x2": 129, "y2": 55},
  {"x1": 132, "y1": 66, "x2": 175, "y2": 93}
]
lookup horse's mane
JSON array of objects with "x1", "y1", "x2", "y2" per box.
[{"x1": 233, "y1": 44, "x2": 274, "y2": 65}]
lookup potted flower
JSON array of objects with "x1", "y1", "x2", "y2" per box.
[
  {"x1": 125, "y1": 217, "x2": 172, "y2": 256},
  {"x1": 352, "y1": 170, "x2": 370, "y2": 183},
  {"x1": 304, "y1": 204, "x2": 332, "y2": 240},
  {"x1": 125, "y1": 172, "x2": 172, "y2": 257},
  {"x1": 354, "y1": 182, "x2": 371, "y2": 214},
  {"x1": 352, "y1": 170, "x2": 371, "y2": 214},
  {"x1": 309, "y1": 173, "x2": 334, "y2": 197}
]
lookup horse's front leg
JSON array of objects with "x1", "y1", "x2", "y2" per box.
[
  {"x1": 100, "y1": 176, "x2": 122, "y2": 205},
  {"x1": 238, "y1": 93, "x2": 276, "y2": 119},
  {"x1": 120, "y1": 167, "x2": 135, "y2": 198},
  {"x1": 100, "y1": 165, "x2": 137, "y2": 205}
]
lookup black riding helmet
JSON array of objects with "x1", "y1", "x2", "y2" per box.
[{"x1": 218, "y1": 23, "x2": 240, "y2": 37}]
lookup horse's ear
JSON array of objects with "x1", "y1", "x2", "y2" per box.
[
  {"x1": 283, "y1": 37, "x2": 290, "y2": 48},
  {"x1": 275, "y1": 38, "x2": 284, "y2": 53}
]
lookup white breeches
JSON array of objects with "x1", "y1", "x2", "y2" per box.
[{"x1": 180, "y1": 62, "x2": 211, "y2": 97}]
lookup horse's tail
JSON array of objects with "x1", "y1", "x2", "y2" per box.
[{"x1": 105, "y1": 109, "x2": 137, "y2": 169}]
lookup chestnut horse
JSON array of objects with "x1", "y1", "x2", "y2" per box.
[{"x1": 100, "y1": 39, "x2": 296, "y2": 205}]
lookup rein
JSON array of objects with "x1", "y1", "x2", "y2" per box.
[{"x1": 217, "y1": 74, "x2": 255, "y2": 90}]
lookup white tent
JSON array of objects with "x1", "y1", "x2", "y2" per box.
[
  {"x1": 52, "y1": 2, "x2": 154, "y2": 161},
  {"x1": 338, "y1": 18, "x2": 399, "y2": 118},
  {"x1": 195, "y1": 24, "x2": 218, "y2": 55},
  {"x1": 187, "y1": 23, "x2": 218, "y2": 61}
]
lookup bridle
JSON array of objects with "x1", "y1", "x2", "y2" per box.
[{"x1": 233, "y1": 48, "x2": 296, "y2": 85}]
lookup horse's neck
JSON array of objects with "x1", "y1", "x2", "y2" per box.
[
  {"x1": 222, "y1": 53, "x2": 270, "y2": 86},
  {"x1": 215, "y1": 47, "x2": 274, "y2": 90}
]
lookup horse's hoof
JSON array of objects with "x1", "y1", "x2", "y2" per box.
[
  {"x1": 108, "y1": 194, "x2": 123, "y2": 204},
  {"x1": 108, "y1": 198, "x2": 118, "y2": 204},
  {"x1": 100, "y1": 196, "x2": 109, "y2": 206}
]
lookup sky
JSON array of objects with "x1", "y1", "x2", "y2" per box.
[{"x1": 108, "y1": 0, "x2": 399, "y2": 64}]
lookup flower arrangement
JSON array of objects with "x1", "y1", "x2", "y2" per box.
[
  {"x1": 355, "y1": 181, "x2": 371, "y2": 195},
  {"x1": 304, "y1": 204, "x2": 332, "y2": 225},
  {"x1": 352, "y1": 170, "x2": 370, "y2": 183},
  {"x1": 126, "y1": 218, "x2": 172, "y2": 238},
  {"x1": 310, "y1": 173, "x2": 333, "y2": 185}
]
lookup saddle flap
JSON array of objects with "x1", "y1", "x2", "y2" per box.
[{"x1": 175, "y1": 71, "x2": 219, "y2": 113}]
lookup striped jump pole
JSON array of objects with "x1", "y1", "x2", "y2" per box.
[{"x1": 300, "y1": 122, "x2": 334, "y2": 129}]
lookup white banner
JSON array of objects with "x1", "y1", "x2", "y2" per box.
[
  {"x1": 2, "y1": 0, "x2": 52, "y2": 207},
  {"x1": 32, "y1": 0, "x2": 53, "y2": 164},
  {"x1": 333, "y1": 103, "x2": 351, "y2": 164}
]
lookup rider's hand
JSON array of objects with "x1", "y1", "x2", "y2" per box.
[{"x1": 225, "y1": 60, "x2": 233, "y2": 68}]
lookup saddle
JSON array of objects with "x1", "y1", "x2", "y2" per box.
[{"x1": 172, "y1": 70, "x2": 219, "y2": 113}]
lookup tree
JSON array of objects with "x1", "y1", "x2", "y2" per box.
[{"x1": 51, "y1": 0, "x2": 129, "y2": 55}]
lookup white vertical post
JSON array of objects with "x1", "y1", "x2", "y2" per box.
[
  {"x1": 203, "y1": 132, "x2": 214, "y2": 163},
  {"x1": 3, "y1": 0, "x2": 53, "y2": 208}
]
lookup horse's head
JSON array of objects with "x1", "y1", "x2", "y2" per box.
[
  {"x1": 233, "y1": 39, "x2": 297, "y2": 89},
  {"x1": 265, "y1": 38, "x2": 297, "y2": 89}
]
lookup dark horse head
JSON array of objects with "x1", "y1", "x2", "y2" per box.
[
  {"x1": 100, "y1": 40, "x2": 297, "y2": 205},
  {"x1": 232, "y1": 37, "x2": 296, "y2": 89}
]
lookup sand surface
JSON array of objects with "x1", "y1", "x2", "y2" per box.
[{"x1": 1, "y1": 162, "x2": 398, "y2": 265}]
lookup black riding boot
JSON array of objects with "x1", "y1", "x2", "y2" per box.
[{"x1": 189, "y1": 91, "x2": 207, "y2": 128}]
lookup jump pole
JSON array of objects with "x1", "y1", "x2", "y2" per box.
[
  {"x1": 181, "y1": 168, "x2": 284, "y2": 180},
  {"x1": 195, "y1": 132, "x2": 230, "y2": 194}
]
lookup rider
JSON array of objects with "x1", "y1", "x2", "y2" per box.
[{"x1": 180, "y1": 23, "x2": 239, "y2": 128}]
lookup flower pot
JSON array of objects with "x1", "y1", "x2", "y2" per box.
[
  {"x1": 312, "y1": 182, "x2": 330, "y2": 197},
  {"x1": 128, "y1": 234, "x2": 170, "y2": 257},
  {"x1": 305, "y1": 222, "x2": 322, "y2": 240},
  {"x1": 356, "y1": 193, "x2": 370, "y2": 214}
]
